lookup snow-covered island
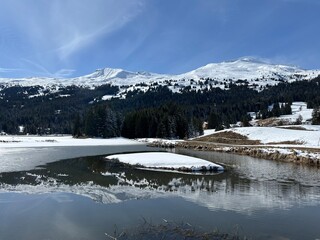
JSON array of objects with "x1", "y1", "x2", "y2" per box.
[{"x1": 106, "y1": 152, "x2": 224, "y2": 173}]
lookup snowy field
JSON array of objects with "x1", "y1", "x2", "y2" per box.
[
  {"x1": 199, "y1": 102, "x2": 320, "y2": 148},
  {"x1": 0, "y1": 135, "x2": 140, "y2": 148},
  {"x1": 278, "y1": 102, "x2": 313, "y2": 123},
  {"x1": 197, "y1": 125, "x2": 320, "y2": 163},
  {"x1": 106, "y1": 152, "x2": 224, "y2": 172},
  {"x1": 233, "y1": 126, "x2": 320, "y2": 147},
  {"x1": 202, "y1": 129, "x2": 217, "y2": 137}
]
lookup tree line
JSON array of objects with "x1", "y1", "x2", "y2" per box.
[
  {"x1": 72, "y1": 103, "x2": 203, "y2": 139},
  {"x1": 0, "y1": 75, "x2": 320, "y2": 138}
]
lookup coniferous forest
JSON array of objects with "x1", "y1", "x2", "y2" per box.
[{"x1": 0, "y1": 75, "x2": 320, "y2": 138}]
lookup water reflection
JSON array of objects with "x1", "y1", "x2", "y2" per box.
[
  {"x1": 1, "y1": 152, "x2": 320, "y2": 215},
  {"x1": 176, "y1": 148, "x2": 320, "y2": 186},
  {"x1": 0, "y1": 144, "x2": 151, "y2": 173}
]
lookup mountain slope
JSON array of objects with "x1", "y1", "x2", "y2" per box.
[
  {"x1": 0, "y1": 57, "x2": 319, "y2": 99},
  {"x1": 180, "y1": 57, "x2": 317, "y2": 80}
]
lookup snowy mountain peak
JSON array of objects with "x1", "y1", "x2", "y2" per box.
[
  {"x1": 86, "y1": 68, "x2": 127, "y2": 79},
  {"x1": 0, "y1": 57, "x2": 319, "y2": 98},
  {"x1": 179, "y1": 57, "x2": 313, "y2": 81},
  {"x1": 84, "y1": 67, "x2": 163, "y2": 81},
  {"x1": 233, "y1": 56, "x2": 268, "y2": 64}
]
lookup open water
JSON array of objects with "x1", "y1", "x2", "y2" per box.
[{"x1": 0, "y1": 145, "x2": 319, "y2": 239}]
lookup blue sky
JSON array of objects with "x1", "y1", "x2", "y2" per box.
[{"x1": 0, "y1": 0, "x2": 319, "y2": 78}]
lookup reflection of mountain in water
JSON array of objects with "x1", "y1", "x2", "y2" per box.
[{"x1": 0, "y1": 155, "x2": 319, "y2": 214}]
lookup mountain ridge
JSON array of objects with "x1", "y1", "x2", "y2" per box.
[{"x1": 0, "y1": 57, "x2": 319, "y2": 99}]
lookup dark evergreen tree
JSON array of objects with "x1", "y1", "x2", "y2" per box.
[
  {"x1": 312, "y1": 107, "x2": 320, "y2": 125},
  {"x1": 241, "y1": 114, "x2": 251, "y2": 127},
  {"x1": 156, "y1": 119, "x2": 167, "y2": 138},
  {"x1": 284, "y1": 103, "x2": 292, "y2": 115},
  {"x1": 72, "y1": 113, "x2": 82, "y2": 137},
  {"x1": 271, "y1": 102, "x2": 281, "y2": 117},
  {"x1": 85, "y1": 109, "x2": 98, "y2": 137},
  {"x1": 121, "y1": 113, "x2": 136, "y2": 138},
  {"x1": 105, "y1": 107, "x2": 120, "y2": 138},
  {"x1": 295, "y1": 114, "x2": 303, "y2": 125},
  {"x1": 215, "y1": 124, "x2": 224, "y2": 131},
  {"x1": 208, "y1": 111, "x2": 221, "y2": 129}
]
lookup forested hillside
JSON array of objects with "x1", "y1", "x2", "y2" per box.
[{"x1": 0, "y1": 75, "x2": 320, "y2": 138}]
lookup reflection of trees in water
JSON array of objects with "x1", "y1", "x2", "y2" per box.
[
  {"x1": 1, "y1": 156, "x2": 116, "y2": 187},
  {"x1": 176, "y1": 148, "x2": 320, "y2": 198},
  {"x1": 1, "y1": 155, "x2": 319, "y2": 202},
  {"x1": 117, "y1": 170, "x2": 228, "y2": 193},
  {"x1": 0, "y1": 155, "x2": 233, "y2": 192}
]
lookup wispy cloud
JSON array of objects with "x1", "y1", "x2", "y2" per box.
[
  {"x1": 50, "y1": 0, "x2": 146, "y2": 60},
  {"x1": 55, "y1": 13, "x2": 139, "y2": 60},
  {"x1": 1, "y1": 0, "x2": 145, "y2": 62},
  {"x1": 0, "y1": 68, "x2": 24, "y2": 74},
  {"x1": 20, "y1": 58, "x2": 75, "y2": 78},
  {"x1": 53, "y1": 69, "x2": 76, "y2": 78}
]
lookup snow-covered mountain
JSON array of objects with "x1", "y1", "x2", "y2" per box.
[
  {"x1": 180, "y1": 57, "x2": 318, "y2": 81},
  {"x1": 77, "y1": 67, "x2": 173, "y2": 87},
  {"x1": 0, "y1": 57, "x2": 319, "y2": 99}
]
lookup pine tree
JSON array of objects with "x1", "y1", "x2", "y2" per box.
[
  {"x1": 208, "y1": 111, "x2": 221, "y2": 129},
  {"x1": 85, "y1": 109, "x2": 97, "y2": 137},
  {"x1": 156, "y1": 120, "x2": 167, "y2": 138},
  {"x1": 272, "y1": 102, "x2": 281, "y2": 117},
  {"x1": 72, "y1": 113, "x2": 82, "y2": 137},
  {"x1": 96, "y1": 106, "x2": 106, "y2": 138},
  {"x1": 121, "y1": 113, "x2": 136, "y2": 138},
  {"x1": 284, "y1": 103, "x2": 292, "y2": 115},
  {"x1": 176, "y1": 114, "x2": 188, "y2": 139},
  {"x1": 295, "y1": 114, "x2": 303, "y2": 125},
  {"x1": 312, "y1": 107, "x2": 320, "y2": 125},
  {"x1": 105, "y1": 107, "x2": 120, "y2": 138},
  {"x1": 241, "y1": 114, "x2": 251, "y2": 127}
]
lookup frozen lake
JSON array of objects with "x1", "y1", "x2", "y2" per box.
[{"x1": 0, "y1": 144, "x2": 319, "y2": 239}]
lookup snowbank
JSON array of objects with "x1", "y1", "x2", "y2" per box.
[
  {"x1": 202, "y1": 129, "x2": 216, "y2": 137},
  {"x1": 136, "y1": 138, "x2": 183, "y2": 148},
  {"x1": 106, "y1": 152, "x2": 224, "y2": 172}
]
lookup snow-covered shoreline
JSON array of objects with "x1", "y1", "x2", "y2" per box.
[
  {"x1": 0, "y1": 136, "x2": 147, "y2": 173},
  {"x1": 178, "y1": 141, "x2": 320, "y2": 166},
  {"x1": 1, "y1": 124, "x2": 320, "y2": 169},
  {"x1": 177, "y1": 126, "x2": 320, "y2": 167},
  {"x1": 0, "y1": 135, "x2": 141, "y2": 148}
]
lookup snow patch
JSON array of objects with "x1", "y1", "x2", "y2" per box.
[{"x1": 279, "y1": 102, "x2": 313, "y2": 123}]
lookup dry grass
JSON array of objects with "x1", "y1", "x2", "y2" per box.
[
  {"x1": 255, "y1": 118, "x2": 290, "y2": 127},
  {"x1": 105, "y1": 220, "x2": 248, "y2": 240},
  {"x1": 276, "y1": 126, "x2": 313, "y2": 131},
  {"x1": 266, "y1": 140, "x2": 305, "y2": 145},
  {"x1": 195, "y1": 131, "x2": 261, "y2": 145}
]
